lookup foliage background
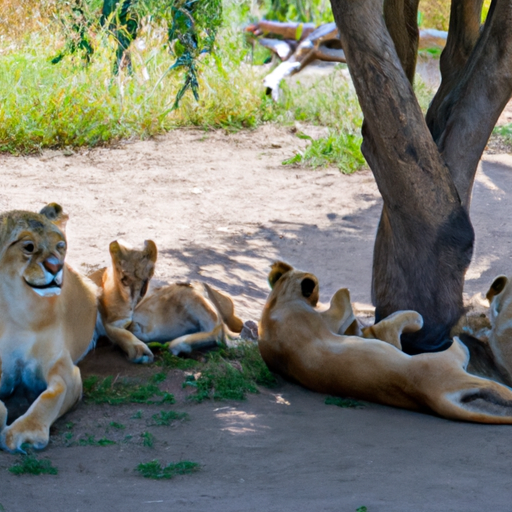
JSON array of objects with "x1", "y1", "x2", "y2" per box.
[{"x1": 0, "y1": 0, "x2": 501, "y2": 165}]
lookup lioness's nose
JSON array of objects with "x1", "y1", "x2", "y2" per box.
[{"x1": 43, "y1": 257, "x2": 63, "y2": 275}]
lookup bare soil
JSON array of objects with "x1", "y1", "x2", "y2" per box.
[{"x1": 1, "y1": 119, "x2": 512, "y2": 511}]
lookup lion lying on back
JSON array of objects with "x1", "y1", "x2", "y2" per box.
[
  {"x1": 259, "y1": 261, "x2": 512, "y2": 423},
  {"x1": 89, "y1": 240, "x2": 243, "y2": 362},
  {"x1": 0, "y1": 204, "x2": 97, "y2": 452}
]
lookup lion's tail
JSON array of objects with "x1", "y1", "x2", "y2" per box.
[
  {"x1": 436, "y1": 380, "x2": 512, "y2": 424},
  {"x1": 431, "y1": 337, "x2": 512, "y2": 424}
]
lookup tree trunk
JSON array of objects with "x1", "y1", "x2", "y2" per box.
[{"x1": 330, "y1": 0, "x2": 512, "y2": 353}]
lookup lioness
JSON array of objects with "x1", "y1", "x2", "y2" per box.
[
  {"x1": 90, "y1": 239, "x2": 244, "y2": 360},
  {"x1": 0, "y1": 204, "x2": 98, "y2": 452},
  {"x1": 259, "y1": 262, "x2": 512, "y2": 423}
]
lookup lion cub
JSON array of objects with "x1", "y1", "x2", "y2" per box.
[
  {"x1": 88, "y1": 240, "x2": 157, "y2": 363},
  {"x1": 91, "y1": 239, "x2": 244, "y2": 360}
]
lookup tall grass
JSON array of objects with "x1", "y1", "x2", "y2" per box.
[
  {"x1": 0, "y1": 29, "x2": 274, "y2": 152},
  {"x1": 0, "y1": 2, "x2": 364, "y2": 159}
]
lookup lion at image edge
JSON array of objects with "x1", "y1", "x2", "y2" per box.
[
  {"x1": 0, "y1": 204, "x2": 98, "y2": 452},
  {"x1": 258, "y1": 261, "x2": 512, "y2": 424}
]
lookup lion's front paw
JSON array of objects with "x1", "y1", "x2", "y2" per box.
[
  {"x1": 127, "y1": 341, "x2": 154, "y2": 364},
  {"x1": 0, "y1": 423, "x2": 49, "y2": 453}
]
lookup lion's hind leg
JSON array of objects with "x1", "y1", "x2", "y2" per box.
[
  {"x1": 362, "y1": 311, "x2": 423, "y2": 350},
  {"x1": 168, "y1": 324, "x2": 224, "y2": 356},
  {"x1": 0, "y1": 355, "x2": 81, "y2": 452},
  {"x1": 320, "y1": 288, "x2": 361, "y2": 335}
]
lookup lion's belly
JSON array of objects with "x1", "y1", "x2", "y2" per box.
[{"x1": 129, "y1": 317, "x2": 202, "y2": 343}]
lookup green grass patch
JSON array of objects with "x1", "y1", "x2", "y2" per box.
[
  {"x1": 109, "y1": 421, "x2": 126, "y2": 430},
  {"x1": 82, "y1": 375, "x2": 175, "y2": 405},
  {"x1": 9, "y1": 454, "x2": 58, "y2": 476},
  {"x1": 493, "y1": 123, "x2": 512, "y2": 148},
  {"x1": 136, "y1": 460, "x2": 200, "y2": 480},
  {"x1": 276, "y1": 66, "x2": 362, "y2": 132},
  {"x1": 153, "y1": 350, "x2": 200, "y2": 370},
  {"x1": 185, "y1": 342, "x2": 277, "y2": 402},
  {"x1": 356, "y1": 507, "x2": 368, "y2": 512},
  {"x1": 282, "y1": 130, "x2": 365, "y2": 174},
  {"x1": 78, "y1": 434, "x2": 116, "y2": 447},
  {"x1": 141, "y1": 431, "x2": 155, "y2": 448},
  {"x1": 150, "y1": 411, "x2": 189, "y2": 426},
  {"x1": 325, "y1": 396, "x2": 363, "y2": 408}
]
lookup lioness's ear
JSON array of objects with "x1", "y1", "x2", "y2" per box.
[
  {"x1": 268, "y1": 261, "x2": 293, "y2": 289},
  {"x1": 39, "y1": 203, "x2": 69, "y2": 233},
  {"x1": 144, "y1": 240, "x2": 158, "y2": 262},
  {"x1": 486, "y1": 276, "x2": 508, "y2": 303}
]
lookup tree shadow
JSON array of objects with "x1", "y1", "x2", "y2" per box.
[{"x1": 159, "y1": 194, "x2": 383, "y2": 309}]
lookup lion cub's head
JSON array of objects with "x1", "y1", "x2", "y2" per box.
[
  {"x1": 0, "y1": 203, "x2": 68, "y2": 298},
  {"x1": 268, "y1": 261, "x2": 320, "y2": 307},
  {"x1": 109, "y1": 239, "x2": 157, "y2": 306}
]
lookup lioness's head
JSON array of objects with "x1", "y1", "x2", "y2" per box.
[
  {"x1": 109, "y1": 239, "x2": 157, "y2": 305},
  {"x1": 0, "y1": 203, "x2": 68, "y2": 298},
  {"x1": 268, "y1": 261, "x2": 320, "y2": 307}
]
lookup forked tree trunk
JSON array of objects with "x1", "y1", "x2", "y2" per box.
[{"x1": 330, "y1": 0, "x2": 512, "y2": 354}]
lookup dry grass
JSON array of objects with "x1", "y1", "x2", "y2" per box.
[{"x1": 0, "y1": 0, "x2": 56, "y2": 40}]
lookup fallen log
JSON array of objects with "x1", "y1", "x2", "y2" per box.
[{"x1": 246, "y1": 20, "x2": 447, "y2": 100}]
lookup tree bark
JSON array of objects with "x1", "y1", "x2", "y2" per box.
[{"x1": 330, "y1": 0, "x2": 512, "y2": 353}]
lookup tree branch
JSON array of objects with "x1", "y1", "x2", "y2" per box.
[
  {"x1": 426, "y1": 0, "x2": 483, "y2": 140},
  {"x1": 435, "y1": 0, "x2": 512, "y2": 207},
  {"x1": 383, "y1": 0, "x2": 420, "y2": 84},
  {"x1": 330, "y1": 0, "x2": 460, "y2": 221}
]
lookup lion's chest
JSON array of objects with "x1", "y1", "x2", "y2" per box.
[{"x1": 0, "y1": 353, "x2": 46, "y2": 401}]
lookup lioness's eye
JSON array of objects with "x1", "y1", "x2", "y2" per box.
[
  {"x1": 22, "y1": 241, "x2": 35, "y2": 254},
  {"x1": 121, "y1": 276, "x2": 130, "y2": 286},
  {"x1": 56, "y1": 241, "x2": 66, "y2": 250}
]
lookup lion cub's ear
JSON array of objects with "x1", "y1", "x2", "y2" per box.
[
  {"x1": 39, "y1": 203, "x2": 69, "y2": 233},
  {"x1": 486, "y1": 276, "x2": 508, "y2": 303},
  {"x1": 268, "y1": 261, "x2": 293, "y2": 289},
  {"x1": 109, "y1": 240, "x2": 128, "y2": 264},
  {"x1": 143, "y1": 240, "x2": 158, "y2": 263}
]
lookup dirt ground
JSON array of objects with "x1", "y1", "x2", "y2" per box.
[{"x1": 2, "y1": 85, "x2": 512, "y2": 510}]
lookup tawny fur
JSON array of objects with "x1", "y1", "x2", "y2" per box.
[
  {"x1": 258, "y1": 262, "x2": 512, "y2": 424},
  {"x1": 91, "y1": 239, "x2": 243, "y2": 358},
  {"x1": 130, "y1": 281, "x2": 244, "y2": 355},
  {"x1": 0, "y1": 204, "x2": 98, "y2": 452},
  {"x1": 485, "y1": 275, "x2": 512, "y2": 380},
  {"x1": 88, "y1": 239, "x2": 157, "y2": 363}
]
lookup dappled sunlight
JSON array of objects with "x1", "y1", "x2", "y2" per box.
[
  {"x1": 475, "y1": 168, "x2": 504, "y2": 194},
  {"x1": 466, "y1": 254, "x2": 499, "y2": 281},
  {"x1": 214, "y1": 406, "x2": 269, "y2": 435},
  {"x1": 273, "y1": 394, "x2": 291, "y2": 406}
]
